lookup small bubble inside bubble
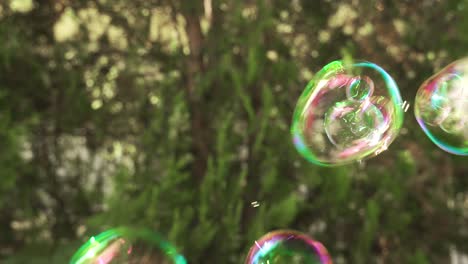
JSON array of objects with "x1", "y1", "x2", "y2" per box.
[
  {"x1": 291, "y1": 60, "x2": 404, "y2": 165},
  {"x1": 346, "y1": 76, "x2": 374, "y2": 101}
]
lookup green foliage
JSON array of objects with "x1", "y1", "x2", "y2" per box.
[{"x1": 0, "y1": 0, "x2": 467, "y2": 263}]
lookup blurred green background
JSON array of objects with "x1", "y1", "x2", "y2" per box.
[{"x1": 0, "y1": 0, "x2": 467, "y2": 263}]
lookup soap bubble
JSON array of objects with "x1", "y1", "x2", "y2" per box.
[
  {"x1": 415, "y1": 58, "x2": 468, "y2": 155},
  {"x1": 245, "y1": 230, "x2": 332, "y2": 264},
  {"x1": 291, "y1": 60, "x2": 404, "y2": 166},
  {"x1": 70, "y1": 227, "x2": 187, "y2": 264}
]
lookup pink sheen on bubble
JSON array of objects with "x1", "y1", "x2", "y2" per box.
[
  {"x1": 415, "y1": 58, "x2": 468, "y2": 155},
  {"x1": 291, "y1": 60, "x2": 403, "y2": 166},
  {"x1": 69, "y1": 228, "x2": 187, "y2": 264},
  {"x1": 245, "y1": 230, "x2": 332, "y2": 264}
]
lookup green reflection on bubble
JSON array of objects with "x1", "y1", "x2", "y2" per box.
[{"x1": 70, "y1": 227, "x2": 187, "y2": 264}]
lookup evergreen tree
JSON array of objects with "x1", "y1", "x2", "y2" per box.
[{"x1": 0, "y1": 0, "x2": 467, "y2": 263}]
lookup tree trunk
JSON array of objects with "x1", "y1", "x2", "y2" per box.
[{"x1": 182, "y1": 6, "x2": 209, "y2": 182}]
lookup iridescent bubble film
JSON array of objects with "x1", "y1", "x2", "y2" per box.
[
  {"x1": 415, "y1": 58, "x2": 468, "y2": 155},
  {"x1": 70, "y1": 227, "x2": 187, "y2": 264},
  {"x1": 245, "y1": 230, "x2": 332, "y2": 264},
  {"x1": 291, "y1": 60, "x2": 404, "y2": 166}
]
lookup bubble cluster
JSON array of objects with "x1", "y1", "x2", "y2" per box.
[
  {"x1": 70, "y1": 227, "x2": 187, "y2": 264},
  {"x1": 291, "y1": 60, "x2": 403, "y2": 166},
  {"x1": 415, "y1": 58, "x2": 468, "y2": 155},
  {"x1": 245, "y1": 230, "x2": 332, "y2": 264}
]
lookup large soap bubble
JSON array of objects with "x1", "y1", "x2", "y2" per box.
[
  {"x1": 415, "y1": 58, "x2": 468, "y2": 155},
  {"x1": 245, "y1": 230, "x2": 332, "y2": 264},
  {"x1": 70, "y1": 227, "x2": 187, "y2": 264},
  {"x1": 291, "y1": 60, "x2": 404, "y2": 166}
]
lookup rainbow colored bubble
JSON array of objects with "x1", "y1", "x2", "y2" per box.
[
  {"x1": 245, "y1": 230, "x2": 332, "y2": 264},
  {"x1": 291, "y1": 60, "x2": 404, "y2": 166},
  {"x1": 69, "y1": 227, "x2": 186, "y2": 264},
  {"x1": 415, "y1": 58, "x2": 468, "y2": 155}
]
